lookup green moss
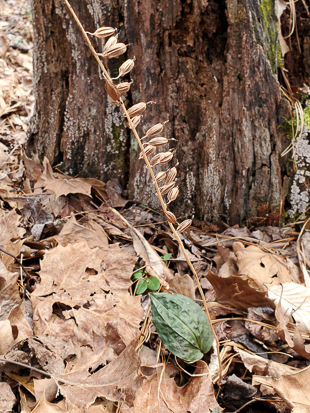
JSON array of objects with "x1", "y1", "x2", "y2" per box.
[
  {"x1": 260, "y1": 0, "x2": 274, "y2": 29},
  {"x1": 280, "y1": 106, "x2": 310, "y2": 139},
  {"x1": 258, "y1": 0, "x2": 284, "y2": 71}
]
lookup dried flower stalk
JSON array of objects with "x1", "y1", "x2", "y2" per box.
[{"x1": 63, "y1": 0, "x2": 222, "y2": 384}]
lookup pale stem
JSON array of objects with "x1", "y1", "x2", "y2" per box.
[{"x1": 64, "y1": 0, "x2": 222, "y2": 384}]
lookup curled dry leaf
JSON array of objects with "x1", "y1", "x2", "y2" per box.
[
  {"x1": 268, "y1": 282, "x2": 310, "y2": 333},
  {"x1": 206, "y1": 270, "x2": 275, "y2": 312},
  {"x1": 35, "y1": 158, "x2": 91, "y2": 200},
  {"x1": 235, "y1": 347, "x2": 297, "y2": 379},
  {"x1": 253, "y1": 365, "x2": 310, "y2": 411}
]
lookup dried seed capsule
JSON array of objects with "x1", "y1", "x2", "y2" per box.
[
  {"x1": 159, "y1": 151, "x2": 173, "y2": 165},
  {"x1": 154, "y1": 171, "x2": 166, "y2": 183},
  {"x1": 105, "y1": 82, "x2": 120, "y2": 102},
  {"x1": 165, "y1": 211, "x2": 177, "y2": 224},
  {"x1": 117, "y1": 59, "x2": 135, "y2": 78},
  {"x1": 126, "y1": 102, "x2": 147, "y2": 118},
  {"x1": 149, "y1": 153, "x2": 165, "y2": 167},
  {"x1": 146, "y1": 123, "x2": 164, "y2": 138},
  {"x1": 148, "y1": 137, "x2": 168, "y2": 147},
  {"x1": 102, "y1": 43, "x2": 127, "y2": 58},
  {"x1": 88, "y1": 27, "x2": 116, "y2": 38},
  {"x1": 116, "y1": 82, "x2": 132, "y2": 94},
  {"x1": 167, "y1": 187, "x2": 179, "y2": 204},
  {"x1": 103, "y1": 35, "x2": 118, "y2": 53},
  {"x1": 164, "y1": 167, "x2": 177, "y2": 185},
  {"x1": 176, "y1": 219, "x2": 192, "y2": 233},
  {"x1": 129, "y1": 116, "x2": 141, "y2": 129},
  {"x1": 139, "y1": 145, "x2": 156, "y2": 159},
  {"x1": 159, "y1": 181, "x2": 176, "y2": 195}
]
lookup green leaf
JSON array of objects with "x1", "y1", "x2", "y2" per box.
[
  {"x1": 149, "y1": 293, "x2": 214, "y2": 362},
  {"x1": 211, "y1": 409, "x2": 221, "y2": 413},
  {"x1": 146, "y1": 276, "x2": 160, "y2": 291},
  {"x1": 131, "y1": 269, "x2": 144, "y2": 281},
  {"x1": 135, "y1": 278, "x2": 148, "y2": 295},
  {"x1": 161, "y1": 253, "x2": 172, "y2": 261}
]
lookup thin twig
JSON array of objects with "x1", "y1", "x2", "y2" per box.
[{"x1": 0, "y1": 357, "x2": 51, "y2": 377}]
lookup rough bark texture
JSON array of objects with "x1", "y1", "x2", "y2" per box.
[{"x1": 28, "y1": 0, "x2": 292, "y2": 225}]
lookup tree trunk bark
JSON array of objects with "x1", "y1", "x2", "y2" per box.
[{"x1": 28, "y1": 0, "x2": 292, "y2": 225}]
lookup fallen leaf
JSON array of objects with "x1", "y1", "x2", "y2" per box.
[
  {"x1": 268, "y1": 283, "x2": 310, "y2": 333},
  {"x1": 31, "y1": 391, "x2": 65, "y2": 412},
  {"x1": 54, "y1": 339, "x2": 144, "y2": 409},
  {"x1": 133, "y1": 360, "x2": 220, "y2": 413},
  {"x1": 236, "y1": 244, "x2": 298, "y2": 291},
  {"x1": 36, "y1": 158, "x2": 91, "y2": 200},
  {"x1": 111, "y1": 208, "x2": 173, "y2": 283},
  {"x1": 205, "y1": 270, "x2": 275, "y2": 312},
  {"x1": 56, "y1": 213, "x2": 108, "y2": 250},
  {"x1": 235, "y1": 347, "x2": 298, "y2": 379},
  {"x1": 0, "y1": 209, "x2": 26, "y2": 250},
  {"x1": 253, "y1": 365, "x2": 310, "y2": 412},
  {"x1": 31, "y1": 242, "x2": 143, "y2": 369},
  {"x1": 0, "y1": 382, "x2": 17, "y2": 413},
  {"x1": 169, "y1": 273, "x2": 195, "y2": 300}
]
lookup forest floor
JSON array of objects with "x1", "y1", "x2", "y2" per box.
[{"x1": 0, "y1": 1, "x2": 310, "y2": 412}]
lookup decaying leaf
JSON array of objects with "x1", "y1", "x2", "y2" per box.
[
  {"x1": 235, "y1": 244, "x2": 299, "y2": 291},
  {"x1": 206, "y1": 270, "x2": 275, "y2": 311},
  {"x1": 56, "y1": 213, "x2": 108, "y2": 250},
  {"x1": 235, "y1": 347, "x2": 298, "y2": 379},
  {"x1": 133, "y1": 360, "x2": 220, "y2": 413},
  {"x1": 31, "y1": 242, "x2": 144, "y2": 370},
  {"x1": 268, "y1": 282, "x2": 310, "y2": 333},
  {"x1": 31, "y1": 391, "x2": 65, "y2": 413},
  {"x1": 53, "y1": 339, "x2": 144, "y2": 409},
  {"x1": 0, "y1": 382, "x2": 17, "y2": 413},
  {"x1": 253, "y1": 365, "x2": 310, "y2": 411},
  {"x1": 35, "y1": 158, "x2": 92, "y2": 200}
]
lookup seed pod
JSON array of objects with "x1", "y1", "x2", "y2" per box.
[
  {"x1": 103, "y1": 35, "x2": 118, "y2": 53},
  {"x1": 149, "y1": 153, "x2": 165, "y2": 167},
  {"x1": 139, "y1": 145, "x2": 156, "y2": 159},
  {"x1": 90, "y1": 27, "x2": 116, "y2": 38},
  {"x1": 103, "y1": 43, "x2": 127, "y2": 58},
  {"x1": 146, "y1": 123, "x2": 164, "y2": 138},
  {"x1": 159, "y1": 152, "x2": 173, "y2": 165},
  {"x1": 148, "y1": 137, "x2": 168, "y2": 147},
  {"x1": 129, "y1": 116, "x2": 141, "y2": 129},
  {"x1": 164, "y1": 167, "x2": 177, "y2": 185},
  {"x1": 118, "y1": 59, "x2": 135, "y2": 78},
  {"x1": 159, "y1": 181, "x2": 176, "y2": 195},
  {"x1": 154, "y1": 171, "x2": 166, "y2": 183},
  {"x1": 105, "y1": 82, "x2": 120, "y2": 102},
  {"x1": 126, "y1": 102, "x2": 147, "y2": 118},
  {"x1": 167, "y1": 187, "x2": 179, "y2": 203},
  {"x1": 176, "y1": 219, "x2": 192, "y2": 233},
  {"x1": 165, "y1": 211, "x2": 177, "y2": 224},
  {"x1": 116, "y1": 82, "x2": 132, "y2": 94}
]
